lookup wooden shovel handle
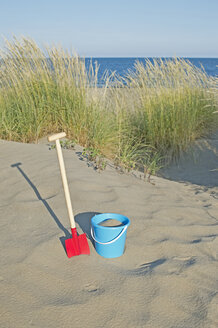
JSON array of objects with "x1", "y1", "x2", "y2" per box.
[
  {"x1": 48, "y1": 132, "x2": 66, "y2": 142},
  {"x1": 48, "y1": 132, "x2": 75, "y2": 229}
]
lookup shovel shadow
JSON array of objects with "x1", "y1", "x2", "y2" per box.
[
  {"x1": 11, "y1": 162, "x2": 102, "y2": 253},
  {"x1": 11, "y1": 162, "x2": 72, "y2": 253}
]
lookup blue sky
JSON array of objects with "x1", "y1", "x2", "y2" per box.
[{"x1": 0, "y1": 0, "x2": 217, "y2": 57}]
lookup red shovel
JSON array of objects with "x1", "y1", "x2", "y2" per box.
[{"x1": 48, "y1": 132, "x2": 90, "y2": 257}]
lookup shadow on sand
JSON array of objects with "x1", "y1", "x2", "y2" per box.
[
  {"x1": 11, "y1": 162, "x2": 99, "y2": 252},
  {"x1": 160, "y1": 132, "x2": 218, "y2": 190}
]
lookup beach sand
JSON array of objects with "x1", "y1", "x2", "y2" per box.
[{"x1": 0, "y1": 135, "x2": 218, "y2": 328}]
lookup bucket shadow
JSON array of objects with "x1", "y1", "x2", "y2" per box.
[
  {"x1": 75, "y1": 212, "x2": 101, "y2": 247},
  {"x1": 11, "y1": 162, "x2": 72, "y2": 253}
]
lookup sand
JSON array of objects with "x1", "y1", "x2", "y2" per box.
[{"x1": 0, "y1": 135, "x2": 218, "y2": 328}]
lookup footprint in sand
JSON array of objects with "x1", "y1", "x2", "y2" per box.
[
  {"x1": 191, "y1": 234, "x2": 217, "y2": 244},
  {"x1": 83, "y1": 283, "x2": 105, "y2": 296},
  {"x1": 125, "y1": 258, "x2": 167, "y2": 276},
  {"x1": 128, "y1": 257, "x2": 197, "y2": 276}
]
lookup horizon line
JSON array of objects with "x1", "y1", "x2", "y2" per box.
[{"x1": 82, "y1": 56, "x2": 218, "y2": 59}]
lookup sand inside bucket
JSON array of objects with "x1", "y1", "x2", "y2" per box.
[{"x1": 99, "y1": 219, "x2": 124, "y2": 227}]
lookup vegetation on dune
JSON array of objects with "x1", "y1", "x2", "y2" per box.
[
  {"x1": 113, "y1": 59, "x2": 217, "y2": 161},
  {"x1": 0, "y1": 37, "x2": 217, "y2": 174}
]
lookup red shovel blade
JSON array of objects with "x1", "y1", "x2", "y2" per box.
[{"x1": 65, "y1": 228, "x2": 90, "y2": 258}]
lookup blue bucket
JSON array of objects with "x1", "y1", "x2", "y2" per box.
[{"x1": 91, "y1": 213, "x2": 130, "y2": 258}]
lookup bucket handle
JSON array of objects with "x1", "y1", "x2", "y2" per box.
[{"x1": 91, "y1": 226, "x2": 128, "y2": 245}]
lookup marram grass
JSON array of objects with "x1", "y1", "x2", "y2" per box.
[
  {"x1": 0, "y1": 37, "x2": 217, "y2": 173},
  {"x1": 0, "y1": 38, "x2": 116, "y2": 156},
  {"x1": 109, "y1": 58, "x2": 217, "y2": 163}
]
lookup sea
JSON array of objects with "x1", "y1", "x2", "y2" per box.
[{"x1": 85, "y1": 58, "x2": 218, "y2": 82}]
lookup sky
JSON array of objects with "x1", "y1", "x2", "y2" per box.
[{"x1": 0, "y1": 0, "x2": 217, "y2": 57}]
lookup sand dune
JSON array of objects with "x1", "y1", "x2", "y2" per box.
[
  {"x1": 0, "y1": 138, "x2": 218, "y2": 328},
  {"x1": 161, "y1": 130, "x2": 218, "y2": 188}
]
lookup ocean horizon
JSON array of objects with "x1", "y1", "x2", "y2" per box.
[{"x1": 85, "y1": 57, "x2": 218, "y2": 80}]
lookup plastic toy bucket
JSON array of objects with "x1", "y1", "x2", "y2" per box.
[{"x1": 91, "y1": 213, "x2": 130, "y2": 258}]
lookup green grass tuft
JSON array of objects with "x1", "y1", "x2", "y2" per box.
[{"x1": 0, "y1": 37, "x2": 217, "y2": 174}]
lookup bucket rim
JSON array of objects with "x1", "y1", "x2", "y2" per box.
[{"x1": 91, "y1": 213, "x2": 130, "y2": 230}]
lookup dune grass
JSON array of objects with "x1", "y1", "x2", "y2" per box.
[
  {"x1": 125, "y1": 59, "x2": 217, "y2": 161},
  {"x1": 0, "y1": 37, "x2": 217, "y2": 174}
]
